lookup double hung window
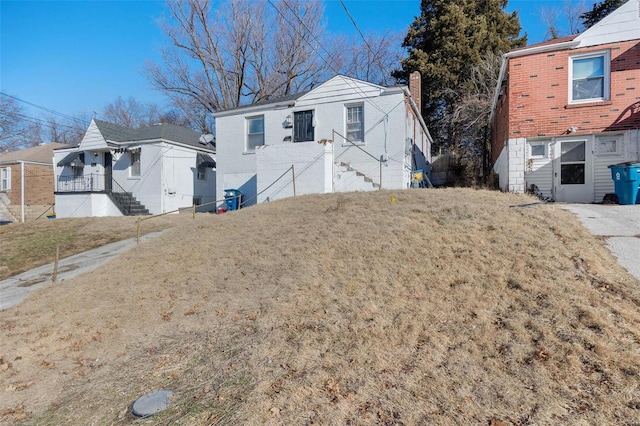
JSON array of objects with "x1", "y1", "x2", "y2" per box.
[
  {"x1": 130, "y1": 151, "x2": 141, "y2": 177},
  {"x1": 570, "y1": 52, "x2": 609, "y2": 103},
  {"x1": 246, "y1": 116, "x2": 265, "y2": 152},
  {"x1": 0, "y1": 167, "x2": 10, "y2": 191},
  {"x1": 346, "y1": 105, "x2": 364, "y2": 143}
]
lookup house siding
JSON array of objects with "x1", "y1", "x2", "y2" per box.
[
  {"x1": 215, "y1": 76, "x2": 420, "y2": 207},
  {"x1": 491, "y1": 4, "x2": 640, "y2": 203},
  {"x1": 54, "y1": 120, "x2": 216, "y2": 217}
]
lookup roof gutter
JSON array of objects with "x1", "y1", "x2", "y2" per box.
[
  {"x1": 488, "y1": 40, "x2": 581, "y2": 125},
  {"x1": 402, "y1": 88, "x2": 434, "y2": 145}
]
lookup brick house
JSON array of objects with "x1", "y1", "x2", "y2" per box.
[
  {"x1": 0, "y1": 142, "x2": 69, "y2": 222},
  {"x1": 490, "y1": 0, "x2": 640, "y2": 203}
]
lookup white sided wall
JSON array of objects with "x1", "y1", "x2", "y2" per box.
[
  {"x1": 296, "y1": 79, "x2": 407, "y2": 191},
  {"x1": 160, "y1": 144, "x2": 216, "y2": 213},
  {"x1": 497, "y1": 131, "x2": 640, "y2": 202},
  {"x1": 255, "y1": 141, "x2": 333, "y2": 203},
  {"x1": 55, "y1": 193, "x2": 122, "y2": 218},
  {"x1": 215, "y1": 76, "x2": 411, "y2": 207}
]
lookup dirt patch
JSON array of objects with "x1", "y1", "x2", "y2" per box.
[
  {"x1": 1, "y1": 189, "x2": 639, "y2": 425},
  {"x1": 16, "y1": 279, "x2": 46, "y2": 288}
]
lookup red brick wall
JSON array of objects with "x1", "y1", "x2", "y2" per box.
[
  {"x1": 505, "y1": 40, "x2": 640, "y2": 139},
  {"x1": 491, "y1": 80, "x2": 512, "y2": 165}
]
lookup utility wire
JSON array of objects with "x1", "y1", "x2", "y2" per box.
[
  {"x1": 338, "y1": 0, "x2": 392, "y2": 85},
  {"x1": 269, "y1": 0, "x2": 387, "y2": 115},
  {"x1": 0, "y1": 92, "x2": 84, "y2": 124}
]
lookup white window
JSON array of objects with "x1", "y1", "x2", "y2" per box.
[
  {"x1": 597, "y1": 136, "x2": 621, "y2": 156},
  {"x1": 1, "y1": 167, "x2": 10, "y2": 191},
  {"x1": 528, "y1": 141, "x2": 548, "y2": 159},
  {"x1": 346, "y1": 104, "x2": 364, "y2": 143},
  {"x1": 197, "y1": 166, "x2": 206, "y2": 180},
  {"x1": 570, "y1": 51, "x2": 610, "y2": 103},
  {"x1": 246, "y1": 116, "x2": 264, "y2": 152},
  {"x1": 130, "y1": 151, "x2": 141, "y2": 177}
]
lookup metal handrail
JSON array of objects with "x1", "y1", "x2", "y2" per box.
[{"x1": 56, "y1": 174, "x2": 106, "y2": 192}]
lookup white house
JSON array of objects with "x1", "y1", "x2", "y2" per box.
[
  {"x1": 54, "y1": 119, "x2": 216, "y2": 217},
  {"x1": 213, "y1": 74, "x2": 432, "y2": 207}
]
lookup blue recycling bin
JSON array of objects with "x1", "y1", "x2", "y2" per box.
[
  {"x1": 224, "y1": 189, "x2": 243, "y2": 211},
  {"x1": 608, "y1": 162, "x2": 640, "y2": 205}
]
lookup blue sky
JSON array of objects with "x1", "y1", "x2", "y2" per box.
[{"x1": 0, "y1": 0, "x2": 583, "y2": 122}]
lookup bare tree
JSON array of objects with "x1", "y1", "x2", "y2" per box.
[
  {"x1": 335, "y1": 31, "x2": 404, "y2": 86},
  {"x1": 102, "y1": 96, "x2": 160, "y2": 128},
  {"x1": 539, "y1": 0, "x2": 587, "y2": 41},
  {"x1": 0, "y1": 96, "x2": 29, "y2": 151},
  {"x1": 146, "y1": 0, "x2": 327, "y2": 120},
  {"x1": 442, "y1": 52, "x2": 502, "y2": 182}
]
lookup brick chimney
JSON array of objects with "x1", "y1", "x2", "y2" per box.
[{"x1": 409, "y1": 71, "x2": 421, "y2": 113}]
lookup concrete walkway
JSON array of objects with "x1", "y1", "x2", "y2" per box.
[
  {"x1": 562, "y1": 204, "x2": 640, "y2": 281},
  {"x1": 0, "y1": 231, "x2": 164, "y2": 311}
]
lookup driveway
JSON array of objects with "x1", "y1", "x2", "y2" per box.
[
  {"x1": 562, "y1": 203, "x2": 640, "y2": 280},
  {"x1": 0, "y1": 231, "x2": 165, "y2": 311}
]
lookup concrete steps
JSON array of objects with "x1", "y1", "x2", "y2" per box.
[
  {"x1": 108, "y1": 192, "x2": 150, "y2": 216},
  {"x1": 335, "y1": 162, "x2": 380, "y2": 192}
]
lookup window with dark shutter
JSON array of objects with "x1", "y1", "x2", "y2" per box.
[{"x1": 294, "y1": 110, "x2": 314, "y2": 142}]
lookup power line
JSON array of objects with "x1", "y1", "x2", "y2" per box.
[
  {"x1": 268, "y1": 0, "x2": 387, "y2": 115},
  {"x1": 0, "y1": 92, "x2": 85, "y2": 124}
]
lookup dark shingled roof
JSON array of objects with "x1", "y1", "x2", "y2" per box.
[
  {"x1": 94, "y1": 120, "x2": 203, "y2": 148},
  {"x1": 216, "y1": 91, "x2": 310, "y2": 113}
]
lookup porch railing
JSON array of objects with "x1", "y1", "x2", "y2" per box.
[{"x1": 56, "y1": 174, "x2": 107, "y2": 192}]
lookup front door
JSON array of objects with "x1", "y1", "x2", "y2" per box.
[
  {"x1": 104, "y1": 152, "x2": 113, "y2": 192},
  {"x1": 553, "y1": 138, "x2": 593, "y2": 203}
]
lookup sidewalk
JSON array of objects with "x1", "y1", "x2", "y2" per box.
[
  {"x1": 0, "y1": 231, "x2": 164, "y2": 311},
  {"x1": 562, "y1": 204, "x2": 640, "y2": 281}
]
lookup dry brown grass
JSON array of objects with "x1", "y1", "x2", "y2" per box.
[
  {"x1": 1, "y1": 189, "x2": 640, "y2": 425},
  {"x1": 0, "y1": 215, "x2": 182, "y2": 281}
]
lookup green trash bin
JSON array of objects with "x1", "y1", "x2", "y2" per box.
[{"x1": 608, "y1": 162, "x2": 640, "y2": 205}]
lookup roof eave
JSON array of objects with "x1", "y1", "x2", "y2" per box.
[{"x1": 489, "y1": 40, "x2": 581, "y2": 125}]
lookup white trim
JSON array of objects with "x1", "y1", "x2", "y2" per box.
[
  {"x1": 344, "y1": 103, "x2": 364, "y2": 144},
  {"x1": 528, "y1": 140, "x2": 549, "y2": 159},
  {"x1": 245, "y1": 115, "x2": 265, "y2": 153},
  {"x1": 596, "y1": 134, "x2": 622, "y2": 156},
  {"x1": 0, "y1": 166, "x2": 10, "y2": 191},
  {"x1": 568, "y1": 50, "x2": 610, "y2": 104}
]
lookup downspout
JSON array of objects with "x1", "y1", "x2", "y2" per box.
[
  {"x1": 20, "y1": 160, "x2": 25, "y2": 223},
  {"x1": 402, "y1": 88, "x2": 433, "y2": 147}
]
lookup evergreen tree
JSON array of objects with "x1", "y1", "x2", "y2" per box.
[
  {"x1": 396, "y1": 0, "x2": 525, "y2": 168},
  {"x1": 581, "y1": 0, "x2": 626, "y2": 29}
]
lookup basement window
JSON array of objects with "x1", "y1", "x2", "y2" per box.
[
  {"x1": 527, "y1": 141, "x2": 548, "y2": 159},
  {"x1": 597, "y1": 136, "x2": 621, "y2": 156}
]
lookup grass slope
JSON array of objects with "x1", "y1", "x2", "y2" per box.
[{"x1": 1, "y1": 189, "x2": 640, "y2": 425}]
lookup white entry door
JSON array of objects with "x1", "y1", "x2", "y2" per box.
[{"x1": 553, "y1": 138, "x2": 594, "y2": 203}]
